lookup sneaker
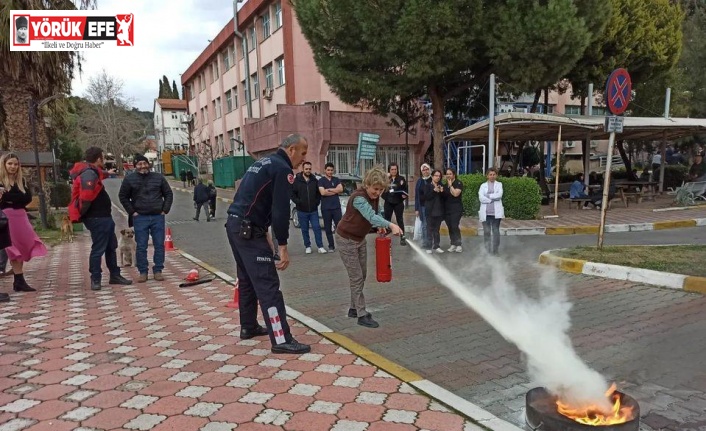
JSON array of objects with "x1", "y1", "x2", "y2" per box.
[
  {"x1": 455, "y1": 246, "x2": 463, "y2": 253},
  {"x1": 426, "y1": 250, "x2": 433, "y2": 254},
  {"x1": 90, "y1": 280, "x2": 101, "y2": 291},
  {"x1": 153, "y1": 272, "x2": 165, "y2": 281},
  {"x1": 328, "y1": 247, "x2": 335, "y2": 253},
  {"x1": 347, "y1": 308, "x2": 357, "y2": 318},
  {"x1": 434, "y1": 248, "x2": 444, "y2": 254},
  {"x1": 357, "y1": 313, "x2": 379, "y2": 328},
  {"x1": 318, "y1": 247, "x2": 327, "y2": 254},
  {"x1": 305, "y1": 247, "x2": 312, "y2": 254},
  {"x1": 137, "y1": 273, "x2": 148, "y2": 283},
  {"x1": 447, "y1": 245, "x2": 457, "y2": 252},
  {"x1": 582, "y1": 206, "x2": 592, "y2": 210},
  {"x1": 193, "y1": 217, "x2": 199, "y2": 221},
  {"x1": 109, "y1": 275, "x2": 132, "y2": 285}
]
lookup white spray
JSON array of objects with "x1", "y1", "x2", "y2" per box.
[{"x1": 406, "y1": 241, "x2": 612, "y2": 412}]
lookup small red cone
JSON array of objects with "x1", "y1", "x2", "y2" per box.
[
  {"x1": 185, "y1": 269, "x2": 199, "y2": 282},
  {"x1": 226, "y1": 278, "x2": 240, "y2": 308},
  {"x1": 165, "y1": 227, "x2": 176, "y2": 251}
]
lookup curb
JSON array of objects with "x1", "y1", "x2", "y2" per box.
[
  {"x1": 177, "y1": 251, "x2": 522, "y2": 431},
  {"x1": 538, "y1": 249, "x2": 706, "y2": 294}
]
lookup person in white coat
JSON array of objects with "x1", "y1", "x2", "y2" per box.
[{"x1": 478, "y1": 168, "x2": 504, "y2": 255}]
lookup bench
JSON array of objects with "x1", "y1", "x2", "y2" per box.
[{"x1": 567, "y1": 198, "x2": 592, "y2": 209}]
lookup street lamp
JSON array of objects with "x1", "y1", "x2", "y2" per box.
[{"x1": 29, "y1": 93, "x2": 64, "y2": 229}]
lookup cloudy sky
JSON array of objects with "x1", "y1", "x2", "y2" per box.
[{"x1": 71, "y1": 0, "x2": 237, "y2": 112}]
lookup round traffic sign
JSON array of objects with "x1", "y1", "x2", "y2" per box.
[{"x1": 605, "y1": 68, "x2": 632, "y2": 115}]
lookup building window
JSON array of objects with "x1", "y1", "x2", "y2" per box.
[
  {"x1": 248, "y1": 26, "x2": 256, "y2": 51},
  {"x1": 171, "y1": 113, "x2": 178, "y2": 120},
  {"x1": 228, "y1": 130, "x2": 235, "y2": 153},
  {"x1": 263, "y1": 64, "x2": 274, "y2": 89},
  {"x1": 218, "y1": 134, "x2": 225, "y2": 155},
  {"x1": 251, "y1": 73, "x2": 259, "y2": 100},
  {"x1": 591, "y1": 106, "x2": 607, "y2": 116},
  {"x1": 242, "y1": 80, "x2": 248, "y2": 104},
  {"x1": 274, "y1": 1, "x2": 282, "y2": 29},
  {"x1": 188, "y1": 84, "x2": 195, "y2": 100},
  {"x1": 261, "y1": 12, "x2": 271, "y2": 39},
  {"x1": 212, "y1": 61, "x2": 219, "y2": 82},
  {"x1": 326, "y1": 145, "x2": 413, "y2": 177},
  {"x1": 214, "y1": 97, "x2": 222, "y2": 119},
  {"x1": 200, "y1": 74, "x2": 205, "y2": 92},
  {"x1": 233, "y1": 86, "x2": 239, "y2": 108},
  {"x1": 222, "y1": 48, "x2": 231, "y2": 71},
  {"x1": 204, "y1": 106, "x2": 209, "y2": 123},
  {"x1": 565, "y1": 105, "x2": 581, "y2": 115},
  {"x1": 225, "y1": 90, "x2": 233, "y2": 112},
  {"x1": 276, "y1": 57, "x2": 285, "y2": 86}
]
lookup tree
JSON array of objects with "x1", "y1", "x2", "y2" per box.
[
  {"x1": 293, "y1": 0, "x2": 596, "y2": 167},
  {"x1": 158, "y1": 79, "x2": 167, "y2": 98},
  {"x1": 171, "y1": 80, "x2": 179, "y2": 99},
  {"x1": 0, "y1": 0, "x2": 97, "y2": 151},
  {"x1": 78, "y1": 70, "x2": 151, "y2": 172}
]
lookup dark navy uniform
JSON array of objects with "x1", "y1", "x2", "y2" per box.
[
  {"x1": 225, "y1": 148, "x2": 295, "y2": 346},
  {"x1": 382, "y1": 174, "x2": 408, "y2": 241}
]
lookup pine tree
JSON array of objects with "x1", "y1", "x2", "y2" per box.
[
  {"x1": 172, "y1": 80, "x2": 180, "y2": 99},
  {"x1": 158, "y1": 79, "x2": 166, "y2": 98}
]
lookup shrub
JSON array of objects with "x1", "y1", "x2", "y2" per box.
[
  {"x1": 662, "y1": 165, "x2": 688, "y2": 190},
  {"x1": 458, "y1": 174, "x2": 542, "y2": 220},
  {"x1": 50, "y1": 182, "x2": 71, "y2": 208}
]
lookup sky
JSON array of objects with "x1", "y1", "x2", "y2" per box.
[{"x1": 71, "y1": 0, "x2": 238, "y2": 112}]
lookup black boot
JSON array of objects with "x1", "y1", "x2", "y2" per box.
[
  {"x1": 13, "y1": 274, "x2": 36, "y2": 292},
  {"x1": 109, "y1": 274, "x2": 133, "y2": 285}
]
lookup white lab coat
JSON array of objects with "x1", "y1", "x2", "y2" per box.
[{"x1": 478, "y1": 181, "x2": 505, "y2": 222}]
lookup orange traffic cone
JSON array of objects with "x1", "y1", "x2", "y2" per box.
[
  {"x1": 165, "y1": 227, "x2": 176, "y2": 251},
  {"x1": 185, "y1": 269, "x2": 199, "y2": 282},
  {"x1": 226, "y1": 278, "x2": 240, "y2": 308}
]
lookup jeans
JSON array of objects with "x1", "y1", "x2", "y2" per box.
[
  {"x1": 418, "y1": 207, "x2": 431, "y2": 248},
  {"x1": 297, "y1": 210, "x2": 323, "y2": 248},
  {"x1": 483, "y1": 216, "x2": 502, "y2": 254},
  {"x1": 321, "y1": 207, "x2": 342, "y2": 249},
  {"x1": 195, "y1": 202, "x2": 210, "y2": 220},
  {"x1": 82, "y1": 217, "x2": 121, "y2": 282},
  {"x1": 133, "y1": 214, "x2": 166, "y2": 275}
]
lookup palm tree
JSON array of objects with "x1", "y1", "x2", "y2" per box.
[{"x1": 0, "y1": 0, "x2": 96, "y2": 151}]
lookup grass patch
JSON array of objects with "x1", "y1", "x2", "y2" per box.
[{"x1": 554, "y1": 245, "x2": 706, "y2": 277}]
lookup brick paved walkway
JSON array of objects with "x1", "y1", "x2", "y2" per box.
[{"x1": 0, "y1": 236, "x2": 487, "y2": 431}]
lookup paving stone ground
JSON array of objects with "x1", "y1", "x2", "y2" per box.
[{"x1": 0, "y1": 237, "x2": 484, "y2": 431}]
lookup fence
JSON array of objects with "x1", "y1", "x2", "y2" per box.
[{"x1": 212, "y1": 155, "x2": 255, "y2": 188}]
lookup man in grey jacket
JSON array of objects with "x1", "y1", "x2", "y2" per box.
[{"x1": 118, "y1": 154, "x2": 173, "y2": 283}]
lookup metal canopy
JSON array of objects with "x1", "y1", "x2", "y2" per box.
[{"x1": 446, "y1": 112, "x2": 706, "y2": 142}]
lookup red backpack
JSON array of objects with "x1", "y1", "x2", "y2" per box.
[{"x1": 68, "y1": 163, "x2": 104, "y2": 222}]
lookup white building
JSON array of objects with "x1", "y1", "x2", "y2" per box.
[{"x1": 153, "y1": 98, "x2": 190, "y2": 152}]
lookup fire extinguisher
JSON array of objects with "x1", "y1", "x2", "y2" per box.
[{"x1": 376, "y1": 234, "x2": 392, "y2": 282}]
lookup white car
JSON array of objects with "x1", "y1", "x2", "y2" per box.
[{"x1": 290, "y1": 173, "x2": 361, "y2": 228}]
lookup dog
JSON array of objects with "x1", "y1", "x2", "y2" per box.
[
  {"x1": 118, "y1": 228, "x2": 136, "y2": 267},
  {"x1": 60, "y1": 214, "x2": 74, "y2": 243}
]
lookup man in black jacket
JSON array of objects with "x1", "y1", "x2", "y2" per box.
[
  {"x1": 193, "y1": 178, "x2": 211, "y2": 222},
  {"x1": 118, "y1": 154, "x2": 173, "y2": 283},
  {"x1": 291, "y1": 162, "x2": 326, "y2": 254}
]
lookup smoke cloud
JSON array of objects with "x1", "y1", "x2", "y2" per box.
[{"x1": 407, "y1": 241, "x2": 612, "y2": 412}]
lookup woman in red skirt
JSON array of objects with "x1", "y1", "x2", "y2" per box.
[{"x1": 0, "y1": 153, "x2": 47, "y2": 299}]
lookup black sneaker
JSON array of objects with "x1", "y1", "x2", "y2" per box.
[
  {"x1": 109, "y1": 275, "x2": 133, "y2": 285},
  {"x1": 347, "y1": 308, "x2": 357, "y2": 318},
  {"x1": 240, "y1": 325, "x2": 268, "y2": 339},
  {"x1": 400, "y1": 237, "x2": 407, "y2": 246},
  {"x1": 91, "y1": 280, "x2": 101, "y2": 291},
  {"x1": 357, "y1": 313, "x2": 379, "y2": 328},
  {"x1": 0, "y1": 292, "x2": 10, "y2": 302},
  {"x1": 271, "y1": 338, "x2": 311, "y2": 354}
]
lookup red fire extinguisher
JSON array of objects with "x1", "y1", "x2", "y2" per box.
[{"x1": 376, "y1": 234, "x2": 392, "y2": 282}]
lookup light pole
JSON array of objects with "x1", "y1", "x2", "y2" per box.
[{"x1": 29, "y1": 93, "x2": 64, "y2": 229}]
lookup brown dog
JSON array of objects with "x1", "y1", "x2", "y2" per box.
[
  {"x1": 60, "y1": 214, "x2": 74, "y2": 243},
  {"x1": 118, "y1": 228, "x2": 136, "y2": 267}
]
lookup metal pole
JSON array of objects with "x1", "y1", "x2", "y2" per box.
[
  {"x1": 658, "y1": 88, "x2": 671, "y2": 193},
  {"x1": 585, "y1": 84, "x2": 593, "y2": 186},
  {"x1": 553, "y1": 126, "x2": 562, "y2": 216},
  {"x1": 597, "y1": 131, "x2": 616, "y2": 248},
  {"x1": 233, "y1": 0, "x2": 252, "y2": 119},
  {"x1": 29, "y1": 100, "x2": 49, "y2": 229},
  {"x1": 488, "y1": 73, "x2": 496, "y2": 168}
]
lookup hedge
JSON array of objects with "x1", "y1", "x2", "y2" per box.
[{"x1": 457, "y1": 174, "x2": 542, "y2": 220}]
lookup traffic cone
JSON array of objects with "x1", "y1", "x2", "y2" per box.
[
  {"x1": 185, "y1": 269, "x2": 199, "y2": 282},
  {"x1": 165, "y1": 227, "x2": 176, "y2": 251},
  {"x1": 226, "y1": 278, "x2": 240, "y2": 308}
]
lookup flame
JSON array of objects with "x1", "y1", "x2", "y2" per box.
[{"x1": 556, "y1": 383, "x2": 635, "y2": 426}]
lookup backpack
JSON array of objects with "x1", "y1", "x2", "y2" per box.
[{"x1": 68, "y1": 166, "x2": 103, "y2": 222}]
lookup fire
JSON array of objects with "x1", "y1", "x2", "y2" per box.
[{"x1": 556, "y1": 383, "x2": 635, "y2": 426}]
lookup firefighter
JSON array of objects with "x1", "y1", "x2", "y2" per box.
[{"x1": 224, "y1": 134, "x2": 311, "y2": 354}]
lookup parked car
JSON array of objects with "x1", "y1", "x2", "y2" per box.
[{"x1": 290, "y1": 173, "x2": 361, "y2": 228}]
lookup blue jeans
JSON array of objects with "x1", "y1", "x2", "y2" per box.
[
  {"x1": 419, "y1": 207, "x2": 431, "y2": 248},
  {"x1": 297, "y1": 210, "x2": 323, "y2": 248},
  {"x1": 82, "y1": 217, "x2": 121, "y2": 282},
  {"x1": 321, "y1": 207, "x2": 342, "y2": 249},
  {"x1": 133, "y1": 214, "x2": 166, "y2": 275},
  {"x1": 482, "y1": 216, "x2": 502, "y2": 255}
]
